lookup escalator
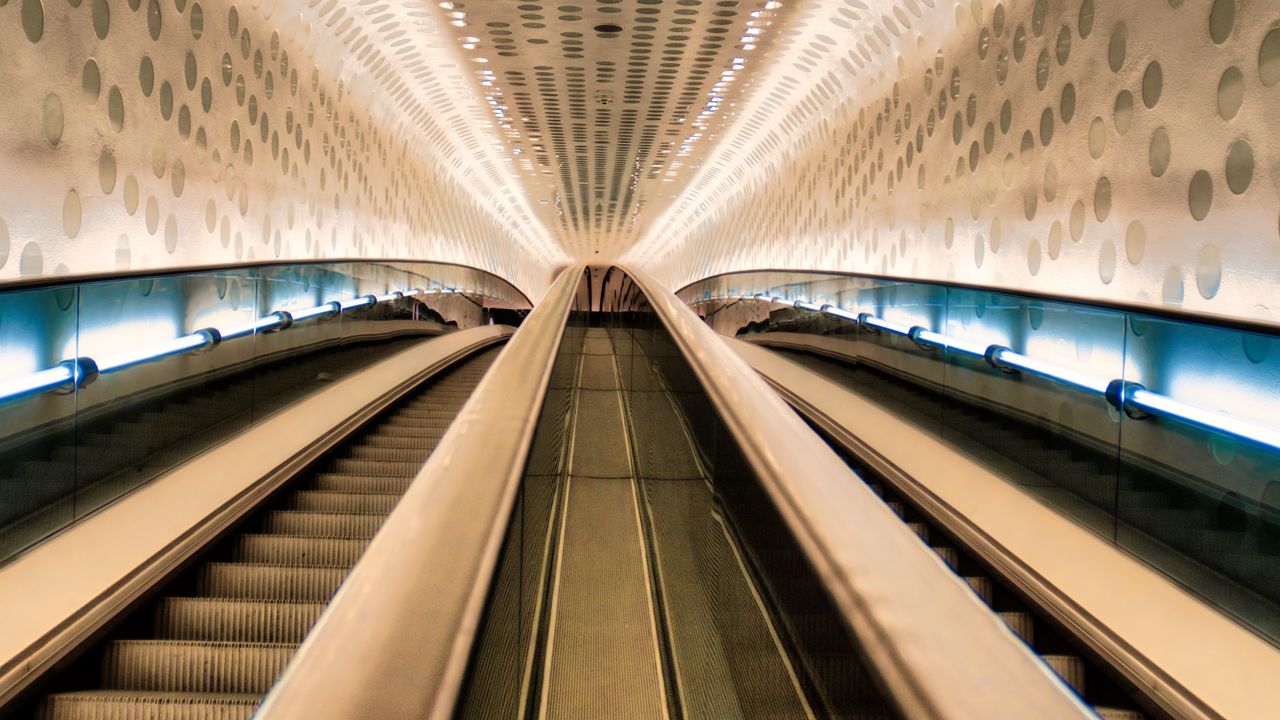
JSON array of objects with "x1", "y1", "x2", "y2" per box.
[
  {"x1": 458, "y1": 324, "x2": 892, "y2": 719},
  {"x1": 15, "y1": 347, "x2": 500, "y2": 719}
]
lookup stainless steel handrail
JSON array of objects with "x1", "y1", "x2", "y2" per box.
[
  {"x1": 254, "y1": 265, "x2": 584, "y2": 720},
  {"x1": 621, "y1": 265, "x2": 1096, "y2": 720}
]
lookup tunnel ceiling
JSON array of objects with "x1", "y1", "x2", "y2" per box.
[{"x1": 432, "y1": 0, "x2": 799, "y2": 261}]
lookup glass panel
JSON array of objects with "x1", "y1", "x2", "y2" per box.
[
  {"x1": 0, "y1": 285, "x2": 80, "y2": 557},
  {"x1": 678, "y1": 269, "x2": 1280, "y2": 646},
  {"x1": 0, "y1": 260, "x2": 531, "y2": 564}
]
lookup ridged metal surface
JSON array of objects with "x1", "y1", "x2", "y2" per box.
[{"x1": 34, "y1": 350, "x2": 499, "y2": 719}]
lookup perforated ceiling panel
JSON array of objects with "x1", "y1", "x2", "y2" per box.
[
  {"x1": 628, "y1": 0, "x2": 1280, "y2": 326},
  {"x1": 439, "y1": 0, "x2": 797, "y2": 259}
]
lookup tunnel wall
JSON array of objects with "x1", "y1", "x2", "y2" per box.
[
  {"x1": 0, "y1": 0, "x2": 561, "y2": 296},
  {"x1": 631, "y1": 0, "x2": 1280, "y2": 328}
]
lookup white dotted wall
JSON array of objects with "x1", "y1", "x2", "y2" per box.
[
  {"x1": 0, "y1": 0, "x2": 564, "y2": 296},
  {"x1": 630, "y1": 0, "x2": 1280, "y2": 327}
]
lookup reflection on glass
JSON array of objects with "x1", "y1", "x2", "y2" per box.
[
  {"x1": 0, "y1": 261, "x2": 530, "y2": 563},
  {"x1": 680, "y1": 269, "x2": 1280, "y2": 644}
]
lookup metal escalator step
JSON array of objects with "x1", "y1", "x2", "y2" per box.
[
  {"x1": 286, "y1": 490, "x2": 402, "y2": 514},
  {"x1": 361, "y1": 435, "x2": 431, "y2": 450},
  {"x1": 1041, "y1": 654, "x2": 1086, "y2": 695},
  {"x1": 931, "y1": 545, "x2": 959, "y2": 568},
  {"x1": 229, "y1": 535, "x2": 368, "y2": 567},
  {"x1": 907, "y1": 521, "x2": 929, "y2": 542},
  {"x1": 1095, "y1": 707, "x2": 1145, "y2": 720},
  {"x1": 392, "y1": 408, "x2": 461, "y2": 419},
  {"x1": 366, "y1": 425, "x2": 447, "y2": 439},
  {"x1": 327, "y1": 458, "x2": 424, "y2": 477},
  {"x1": 308, "y1": 473, "x2": 413, "y2": 494},
  {"x1": 154, "y1": 598, "x2": 324, "y2": 643},
  {"x1": 101, "y1": 640, "x2": 295, "y2": 693},
  {"x1": 963, "y1": 576, "x2": 993, "y2": 603},
  {"x1": 196, "y1": 563, "x2": 346, "y2": 601},
  {"x1": 260, "y1": 511, "x2": 384, "y2": 538},
  {"x1": 342, "y1": 446, "x2": 431, "y2": 463},
  {"x1": 37, "y1": 690, "x2": 260, "y2": 720},
  {"x1": 998, "y1": 611, "x2": 1035, "y2": 644}
]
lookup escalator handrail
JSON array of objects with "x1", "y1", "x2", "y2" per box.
[
  {"x1": 621, "y1": 265, "x2": 1097, "y2": 720},
  {"x1": 254, "y1": 264, "x2": 585, "y2": 720}
]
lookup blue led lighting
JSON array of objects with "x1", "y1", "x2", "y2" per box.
[
  {"x1": 913, "y1": 329, "x2": 988, "y2": 357},
  {"x1": 96, "y1": 332, "x2": 214, "y2": 374},
  {"x1": 862, "y1": 315, "x2": 913, "y2": 336},
  {"x1": 0, "y1": 285, "x2": 432, "y2": 404},
  {"x1": 1127, "y1": 388, "x2": 1280, "y2": 453},
  {"x1": 290, "y1": 302, "x2": 343, "y2": 323},
  {"x1": 822, "y1": 305, "x2": 861, "y2": 322},
  {"x1": 220, "y1": 313, "x2": 288, "y2": 340},
  {"x1": 0, "y1": 365, "x2": 75, "y2": 402},
  {"x1": 990, "y1": 348, "x2": 1112, "y2": 395}
]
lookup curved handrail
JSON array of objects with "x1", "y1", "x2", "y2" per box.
[
  {"x1": 622, "y1": 265, "x2": 1095, "y2": 720},
  {"x1": 254, "y1": 264, "x2": 584, "y2": 720}
]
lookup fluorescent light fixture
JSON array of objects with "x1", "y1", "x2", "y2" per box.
[
  {"x1": 914, "y1": 329, "x2": 988, "y2": 357},
  {"x1": 794, "y1": 300, "x2": 823, "y2": 312},
  {"x1": 862, "y1": 315, "x2": 913, "y2": 336},
  {"x1": 1127, "y1": 387, "x2": 1280, "y2": 453},
  {"x1": 991, "y1": 348, "x2": 1111, "y2": 396},
  {"x1": 374, "y1": 291, "x2": 404, "y2": 303},
  {"x1": 291, "y1": 302, "x2": 343, "y2": 323},
  {"x1": 96, "y1": 332, "x2": 215, "y2": 374},
  {"x1": 339, "y1": 295, "x2": 377, "y2": 310},
  {"x1": 0, "y1": 364, "x2": 75, "y2": 402},
  {"x1": 822, "y1": 306, "x2": 861, "y2": 322},
  {"x1": 221, "y1": 313, "x2": 288, "y2": 340}
]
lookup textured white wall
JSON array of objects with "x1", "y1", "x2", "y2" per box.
[
  {"x1": 0, "y1": 0, "x2": 564, "y2": 296},
  {"x1": 632, "y1": 0, "x2": 1280, "y2": 327}
]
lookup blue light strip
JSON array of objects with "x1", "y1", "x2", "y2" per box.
[
  {"x1": 0, "y1": 285, "x2": 450, "y2": 404},
  {"x1": 96, "y1": 332, "x2": 214, "y2": 374},
  {"x1": 736, "y1": 293, "x2": 1280, "y2": 453},
  {"x1": 0, "y1": 365, "x2": 75, "y2": 402},
  {"x1": 1127, "y1": 387, "x2": 1280, "y2": 453}
]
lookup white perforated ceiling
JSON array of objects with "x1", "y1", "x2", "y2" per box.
[{"x1": 436, "y1": 0, "x2": 798, "y2": 260}]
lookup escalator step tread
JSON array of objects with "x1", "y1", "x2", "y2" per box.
[
  {"x1": 37, "y1": 691, "x2": 260, "y2": 720},
  {"x1": 998, "y1": 611, "x2": 1035, "y2": 644},
  {"x1": 286, "y1": 490, "x2": 402, "y2": 514},
  {"x1": 229, "y1": 535, "x2": 368, "y2": 566},
  {"x1": 196, "y1": 563, "x2": 347, "y2": 601},
  {"x1": 154, "y1": 598, "x2": 324, "y2": 643},
  {"x1": 359, "y1": 435, "x2": 433, "y2": 450},
  {"x1": 327, "y1": 458, "x2": 426, "y2": 476},
  {"x1": 101, "y1": 640, "x2": 296, "y2": 694},
  {"x1": 1041, "y1": 654, "x2": 1086, "y2": 695},
  {"x1": 260, "y1": 510, "x2": 385, "y2": 539},
  {"x1": 342, "y1": 446, "x2": 432, "y2": 463},
  {"x1": 308, "y1": 474, "x2": 413, "y2": 494},
  {"x1": 1095, "y1": 707, "x2": 1145, "y2": 720}
]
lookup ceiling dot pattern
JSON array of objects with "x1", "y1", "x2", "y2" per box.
[
  {"x1": 0, "y1": 0, "x2": 563, "y2": 295},
  {"x1": 437, "y1": 0, "x2": 799, "y2": 259},
  {"x1": 630, "y1": 0, "x2": 1280, "y2": 325}
]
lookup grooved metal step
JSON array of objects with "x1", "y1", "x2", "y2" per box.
[{"x1": 29, "y1": 348, "x2": 500, "y2": 719}]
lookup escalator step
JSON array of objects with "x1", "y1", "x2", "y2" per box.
[
  {"x1": 931, "y1": 545, "x2": 959, "y2": 568},
  {"x1": 1096, "y1": 707, "x2": 1145, "y2": 720},
  {"x1": 260, "y1": 511, "x2": 385, "y2": 539},
  {"x1": 196, "y1": 563, "x2": 346, "y2": 601},
  {"x1": 36, "y1": 690, "x2": 259, "y2": 720},
  {"x1": 342, "y1": 446, "x2": 432, "y2": 463},
  {"x1": 286, "y1": 490, "x2": 402, "y2": 515},
  {"x1": 963, "y1": 576, "x2": 993, "y2": 603},
  {"x1": 327, "y1": 458, "x2": 425, "y2": 476},
  {"x1": 1041, "y1": 654, "x2": 1086, "y2": 695},
  {"x1": 308, "y1": 473, "x2": 414, "y2": 494},
  {"x1": 998, "y1": 611, "x2": 1035, "y2": 644},
  {"x1": 229, "y1": 535, "x2": 368, "y2": 567},
  {"x1": 101, "y1": 640, "x2": 295, "y2": 693},
  {"x1": 154, "y1": 598, "x2": 324, "y2": 643},
  {"x1": 360, "y1": 435, "x2": 433, "y2": 450}
]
